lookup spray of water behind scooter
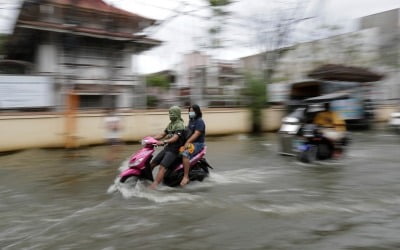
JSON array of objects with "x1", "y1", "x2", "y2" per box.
[{"x1": 107, "y1": 158, "x2": 209, "y2": 203}]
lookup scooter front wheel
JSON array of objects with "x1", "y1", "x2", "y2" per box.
[{"x1": 120, "y1": 175, "x2": 139, "y2": 186}]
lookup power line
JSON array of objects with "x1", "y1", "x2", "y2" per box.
[
  {"x1": 130, "y1": 0, "x2": 315, "y2": 55},
  {"x1": 2, "y1": 0, "x2": 316, "y2": 54},
  {"x1": 128, "y1": 0, "x2": 252, "y2": 29},
  {"x1": 17, "y1": 0, "x2": 299, "y2": 36},
  {"x1": 132, "y1": 0, "x2": 210, "y2": 20}
]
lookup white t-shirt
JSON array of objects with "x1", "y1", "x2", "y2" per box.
[{"x1": 104, "y1": 115, "x2": 121, "y2": 139}]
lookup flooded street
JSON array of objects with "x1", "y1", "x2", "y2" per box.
[{"x1": 1, "y1": 128, "x2": 400, "y2": 250}]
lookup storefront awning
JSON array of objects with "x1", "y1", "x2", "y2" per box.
[{"x1": 307, "y1": 64, "x2": 384, "y2": 82}]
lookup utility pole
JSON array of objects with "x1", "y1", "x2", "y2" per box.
[{"x1": 63, "y1": 33, "x2": 79, "y2": 149}]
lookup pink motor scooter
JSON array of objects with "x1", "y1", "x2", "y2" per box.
[{"x1": 118, "y1": 136, "x2": 212, "y2": 187}]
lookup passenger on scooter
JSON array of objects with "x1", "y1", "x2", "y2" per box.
[
  {"x1": 180, "y1": 104, "x2": 206, "y2": 187},
  {"x1": 313, "y1": 102, "x2": 346, "y2": 154},
  {"x1": 149, "y1": 106, "x2": 185, "y2": 189}
]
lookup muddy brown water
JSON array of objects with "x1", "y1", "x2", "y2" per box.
[{"x1": 1, "y1": 129, "x2": 400, "y2": 249}]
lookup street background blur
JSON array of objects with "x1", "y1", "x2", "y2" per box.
[
  {"x1": 1, "y1": 1, "x2": 400, "y2": 249},
  {"x1": 0, "y1": 0, "x2": 399, "y2": 151}
]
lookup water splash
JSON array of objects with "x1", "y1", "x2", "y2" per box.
[
  {"x1": 261, "y1": 188, "x2": 307, "y2": 194},
  {"x1": 247, "y1": 197, "x2": 400, "y2": 216},
  {"x1": 237, "y1": 134, "x2": 248, "y2": 140},
  {"x1": 209, "y1": 168, "x2": 287, "y2": 185},
  {"x1": 139, "y1": 183, "x2": 198, "y2": 203},
  {"x1": 248, "y1": 202, "x2": 356, "y2": 215},
  {"x1": 3, "y1": 201, "x2": 110, "y2": 250},
  {"x1": 108, "y1": 176, "x2": 203, "y2": 204},
  {"x1": 109, "y1": 156, "x2": 213, "y2": 203},
  {"x1": 117, "y1": 158, "x2": 130, "y2": 172}
]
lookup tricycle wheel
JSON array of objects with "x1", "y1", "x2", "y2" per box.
[{"x1": 298, "y1": 145, "x2": 317, "y2": 163}]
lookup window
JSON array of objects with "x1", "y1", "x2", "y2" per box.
[
  {"x1": 79, "y1": 95, "x2": 116, "y2": 109},
  {"x1": 40, "y1": 4, "x2": 54, "y2": 15}
]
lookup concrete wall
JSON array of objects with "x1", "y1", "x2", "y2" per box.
[
  {"x1": 0, "y1": 114, "x2": 64, "y2": 150},
  {"x1": 373, "y1": 105, "x2": 398, "y2": 122},
  {"x1": 263, "y1": 107, "x2": 286, "y2": 131},
  {"x1": 0, "y1": 106, "x2": 394, "y2": 152},
  {"x1": 0, "y1": 108, "x2": 276, "y2": 152}
]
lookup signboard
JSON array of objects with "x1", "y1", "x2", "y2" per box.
[
  {"x1": 0, "y1": 75, "x2": 53, "y2": 109},
  {"x1": 332, "y1": 97, "x2": 364, "y2": 120}
]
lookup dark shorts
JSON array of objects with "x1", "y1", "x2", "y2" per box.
[{"x1": 151, "y1": 149, "x2": 179, "y2": 169}]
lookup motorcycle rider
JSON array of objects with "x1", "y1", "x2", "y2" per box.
[
  {"x1": 312, "y1": 102, "x2": 346, "y2": 156},
  {"x1": 149, "y1": 106, "x2": 185, "y2": 189},
  {"x1": 180, "y1": 104, "x2": 206, "y2": 187}
]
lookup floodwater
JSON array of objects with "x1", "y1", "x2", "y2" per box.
[{"x1": 1, "y1": 128, "x2": 400, "y2": 250}]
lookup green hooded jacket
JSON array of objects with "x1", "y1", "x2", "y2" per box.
[{"x1": 164, "y1": 106, "x2": 185, "y2": 151}]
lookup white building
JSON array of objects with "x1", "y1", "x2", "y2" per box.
[
  {"x1": 273, "y1": 28, "x2": 381, "y2": 83},
  {"x1": 240, "y1": 28, "x2": 381, "y2": 83},
  {"x1": 241, "y1": 8, "x2": 400, "y2": 104},
  {"x1": 3, "y1": 0, "x2": 161, "y2": 110},
  {"x1": 360, "y1": 8, "x2": 400, "y2": 103},
  {"x1": 175, "y1": 51, "x2": 244, "y2": 107}
]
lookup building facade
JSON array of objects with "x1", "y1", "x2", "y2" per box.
[
  {"x1": 144, "y1": 70, "x2": 177, "y2": 108},
  {"x1": 360, "y1": 8, "x2": 400, "y2": 103},
  {"x1": 240, "y1": 28, "x2": 380, "y2": 83},
  {"x1": 176, "y1": 51, "x2": 244, "y2": 107},
  {"x1": 240, "y1": 9, "x2": 400, "y2": 104},
  {"x1": 5, "y1": 0, "x2": 160, "y2": 110}
]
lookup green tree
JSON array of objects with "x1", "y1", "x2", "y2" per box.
[
  {"x1": 209, "y1": 0, "x2": 231, "y2": 6},
  {"x1": 242, "y1": 1, "x2": 312, "y2": 133},
  {"x1": 243, "y1": 75, "x2": 267, "y2": 133},
  {"x1": 146, "y1": 74, "x2": 170, "y2": 89},
  {"x1": 146, "y1": 95, "x2": 159, "y2": 108},
  {"x1": 204, "y1": 0, "x2": 232, "y2": 50}
]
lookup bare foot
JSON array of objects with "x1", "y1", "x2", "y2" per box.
[
  {"x1": 149, "y1": 182, "x2": 158, "y2": 189},
  {"x1": 180, "y1": 176, "x2": 190, "y2": 187}
]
